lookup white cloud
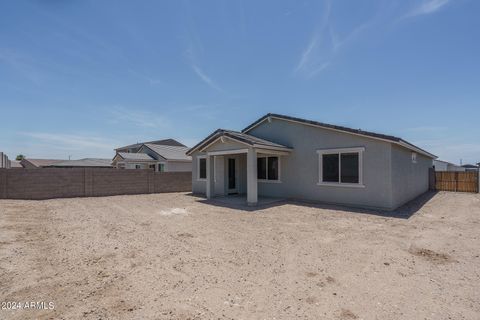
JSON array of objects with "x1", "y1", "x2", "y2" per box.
[{"x1": 405, "y1": 0, "x2": 450, "y2": 18}]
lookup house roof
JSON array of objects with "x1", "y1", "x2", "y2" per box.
[
  {"x1": 115, "y1": 138, "x2": 186, "y2": 151},
  {"x1": 46, "y1": 158, "x2": 113, "y2": 168},
  {"x1": 186, "y1": 129, "x2": 292, "y2": 155},
  {"x1": 143, "y1": 144, "x2": 191, "y2": 161},
  {"x1": 241, "y1": 113, "x2": 437, "y2": 159},
  {"x1": 22, "y1": 159, "x2": 66, "y2": 167},
  {"x1": 462, "y1": 164, "x2": 479, "y2": 169},
  {"x1": 116, "y1": 152, "x2": 155, "y2": 161},
  {"x1": 10, "y1": 160, "x2": 23, "y2": 168}
]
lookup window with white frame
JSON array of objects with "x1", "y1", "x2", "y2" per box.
[
  {"x1": 197, "y1": 156, "x2": 207, "y2": 180},
  {"x1": 158, "y1": 163, "x2": 165, "y2": 172},
  {"x1": 257, "y1": 156, "x2": 280, "y2": 181},
  {"x1": 317, "y1": 147, "x2": 364, "y2": 187}
]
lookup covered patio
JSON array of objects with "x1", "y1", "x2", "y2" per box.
[{"x1": 196, "y1": 130, "x2": 292, "y2": 206}]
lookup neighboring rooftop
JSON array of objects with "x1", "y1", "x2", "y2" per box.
[
  {"x1": 10, "y1": 160, "x2": 23, "y2": 168},
  {"x1": 21, "y1": 159, "x2": 66, "y2": 167},
  {"x1": 46, "y1": 158, "x2": 113, "y2": 168},
  {"x1": 116, "y1": 152, "x2": 155, "y2": 161},
  {"x1": 115, "y1": 138, "x2": 186, "y2": 151},
  {"x1": 143, "y1": 144, "x2": 191, "y2": 161}
]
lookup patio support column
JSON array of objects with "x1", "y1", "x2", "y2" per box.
[
  {"x1": 247, "y1": 147, "x2": 258, "y2": 206},
  {"x1": 206, "y1": 155, "x2": 214, "y2": 199}
]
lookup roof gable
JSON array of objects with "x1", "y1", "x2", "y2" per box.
[
  {"x1": 186, "y1": 129, "x2": 292, "y2": 155},
  {"x1": 242, "y1": 113, "x2": 437, "y2": 159}
]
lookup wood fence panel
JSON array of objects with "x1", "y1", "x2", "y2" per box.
[{"x1": 435, "y1": 171, "x2": 478, "y2": 193}]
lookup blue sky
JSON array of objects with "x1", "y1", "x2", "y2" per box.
[{"x1": 0, "y1": 0, "x2": 478, "y2": 164}]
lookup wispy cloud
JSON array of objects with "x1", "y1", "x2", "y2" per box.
[
  {"x1": 294, "y1": 1, "x2": 376, "y2": 79},
  {"x1": 109, "y1": 106, "x2": 171, "y2": 128},
  {"x1": 404, "y1": 0, "x2": 450, "y2": 18},
  {"x1": 190, "y1": 64, "x2": 223, "y2": 92}
]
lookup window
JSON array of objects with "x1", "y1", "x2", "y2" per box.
[
  {"x1": 257, "y1": 157, "x2": 267, "y2": 179},
  {"x1": 158, "y1": 163, "x2": 165, "y2": 172},
  {"x1": 149, "y1": 164, "x2": 156, "y2": 170},
  {"x1": 198, "y1": 156, "x2": 207, "y2": 180},
  {"x1": 135, "y1": 164, "x2": 141, "y2": 169},
  {"x1": 257, "y1": 156, "x2": 280, "y2": 182},
  {"x1": 317, "y1": 147, "x2": 364, "y2": 187},
  {"x1": 411, "y1": 152, "x2": 417, "y2": 164}
]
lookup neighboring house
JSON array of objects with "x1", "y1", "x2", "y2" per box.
[
  {"x1": 187, "y1": 113, "x2": 437, "y2": 210},
  {"x1": 115, "y1": 138, "x2": 186, "y2": 154},
  {"x1": 462, "y1": 164, "x2": 479, "y2": 172},
  {"x1": 45, "y1": 158, "x2": 113, "y2": 168},
  {"x1": 20, "y1": 158, "x2": 66, "y2": 169},
  {"x1": 112, "y1": 141, "x2": 191, "y2": 172},
  {"x1": 433, "y1": 160, "x2": 465, "y2": 172},
  {"x1": 10, "y1": 160, "x2": 23, "y2": 169}
]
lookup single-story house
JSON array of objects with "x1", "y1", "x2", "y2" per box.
[
  {"x1": 112, "y1": 143, "x2": 191, "y2": 172},
  {"x1": 462, "y1": 164, "x2": 479, "y2": 172},
  {"x1": 433, "y1": 160, "x2": 465, "y2": 172},
  {"x1": 186, "y1": 113, "x2": 437, "y2": 210},
  {"x1": 45, "y1": 158, "x2": 113, "y2": 168},
  {"x1": 9, "y1": 160, "x2": 23, "y2": 169},
  {"x1": 20, "y1": 158, "x2": 66, "y2": 169}
]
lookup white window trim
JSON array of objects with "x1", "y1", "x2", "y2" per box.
[
  {"x1": 317, "y1": 147, "x2": 365, "y2": 188},
  {"x1": 257, "y1": 155, "x2": 282, "y2": 183},
  {"x1": 197, "y1": 155, "x2": 207, "y2": 181}
]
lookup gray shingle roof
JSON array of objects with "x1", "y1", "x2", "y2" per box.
[
  {"x1": 117, "y1": 152, "x2": 155, "y2": 161},
  {"x1": 144, "y1": 144, "x2": 191, "y2": 161}
]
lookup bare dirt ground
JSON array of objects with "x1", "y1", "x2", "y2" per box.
[{"x1": 0, "y1": 192, "x2": 479, "y2": 320}]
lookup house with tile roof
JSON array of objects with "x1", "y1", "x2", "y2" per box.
[{"x1": 112, "y1": 139, "x2": 191, "y2": 172}]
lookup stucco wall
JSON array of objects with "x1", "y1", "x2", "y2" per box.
[
  {"x1": 390, "y1": 145, "x2": 432, "y2": 209},
  {"x1": 166, "y1": 161, "x2": 192, "y2": 172},
  {"x1": 192, "y1": 153, "x2": 207, "y2": 194},
  {"x1": 248, "y1": 118, "x2": 395, "y2": 210}
]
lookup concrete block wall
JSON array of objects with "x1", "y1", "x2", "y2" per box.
[{"x1": 0, "y1": 168, "x2": 192, "y2": 200}]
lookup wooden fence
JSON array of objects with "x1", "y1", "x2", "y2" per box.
[
  {"x1": 434, "y1": 171, "x2": 479, "y2": 193},
  {"x1": 0, "y1": 168, "x2": 191, "y2": 200}
]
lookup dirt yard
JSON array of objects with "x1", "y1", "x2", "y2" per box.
[{"x1": 0, "y1": 192, "x2": 479, "y2": 320}]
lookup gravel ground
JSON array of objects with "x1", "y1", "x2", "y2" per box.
[{"x1": 0, "y1": 191, "x2": 479, "y2": 320}]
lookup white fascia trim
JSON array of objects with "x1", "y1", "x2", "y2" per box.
[
  {"x1": 199, "y1": 135, "x2": 251, "y2": 152},
  {"x1": 207, "y1": 149, "x2": 249, "y2": 156},
  {"x1": 246, "y1": 116, "x2": 435, "y2": 159}
]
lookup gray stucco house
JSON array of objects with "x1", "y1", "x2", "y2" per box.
[{"x1": 186, "y1": 113, "x2": 437, "y2": 210}]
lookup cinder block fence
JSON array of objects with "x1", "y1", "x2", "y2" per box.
[{"x1": 0, "y1": 168, "x2": 191, "y2": 200}]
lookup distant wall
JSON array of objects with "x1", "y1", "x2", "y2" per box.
[{"x1": 0, "y1": 168, "x2": 191, "y2": 200}]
